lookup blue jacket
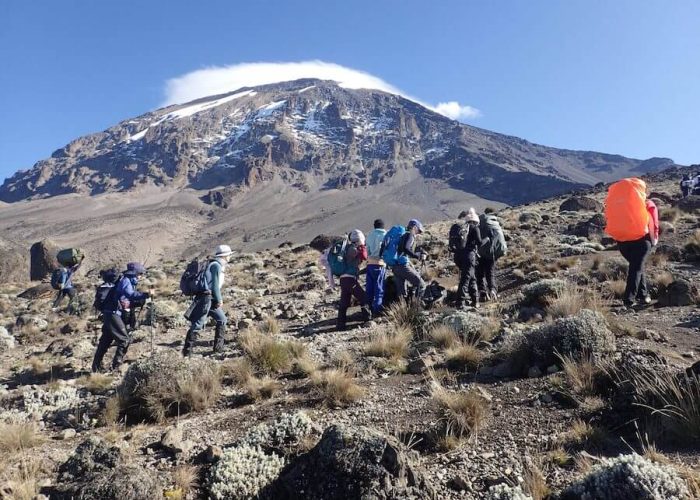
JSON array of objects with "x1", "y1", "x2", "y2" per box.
[
  {"x1": 60, "y1": 263, "x2": 81, "y2": 290},
  {"x1": 103, "y1": 276, "x2": 147, "y2": 313}
]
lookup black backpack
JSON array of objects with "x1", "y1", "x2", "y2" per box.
[
  {"x1": 94, "y1": 268, "x2": 120, "y2": 312},
  {"x1": 448, "y1": 223, "x2": 470, "y2": 253},
  {"x1": 180, "y1": 259, "x2": 210, "y2": 296}
]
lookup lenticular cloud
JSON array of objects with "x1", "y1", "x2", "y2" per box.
[{"x1": 162, "y1": 60, "x2": 480, "y2": 122}]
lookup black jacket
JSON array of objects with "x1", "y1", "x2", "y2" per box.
[{"x1": 455, "y1": 224, "x2": 482, "y2": 263}]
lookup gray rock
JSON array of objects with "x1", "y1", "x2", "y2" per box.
[
  {"x1": 559, "y1": 196, "x2": 603, "y2": 213},
  {"x1": 657, "y1": 279, "x2": 698, "y2": 307},
  {"x1": 278, "y1": 424, "x2": 435, "y2": 499},
  {"x1": 29, "y1": 239, "x2": 60, "y2": 281}
]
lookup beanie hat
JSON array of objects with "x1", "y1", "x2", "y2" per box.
[
  {"x1": 349, "y1": 229, "x2": 366, "y2": 245},
  {"x1": 125, "y1": 262, "x2": 146, "y2": 276},
  {"x1": 465, "y1": 208, "x2": 479, "y2": 223},
  {"x1": 215, "y1": 244, "x2": 233, "y2": 257},
  {"x1": 374, "y1": 219, "x2": 385, "y2": 229}
]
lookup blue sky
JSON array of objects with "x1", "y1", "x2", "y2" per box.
[{"x1": 1, "y1": 0, "x2": 699, "y2": 182}]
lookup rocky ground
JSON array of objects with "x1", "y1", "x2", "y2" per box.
[{"x1": 0, "y1": 169, "x2": 699, "y2": 499}]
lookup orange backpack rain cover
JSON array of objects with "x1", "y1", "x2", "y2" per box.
[{"x1": 604, "y1": 178, "x2": 649, "y2": 242}]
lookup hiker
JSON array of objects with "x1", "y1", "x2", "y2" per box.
[
  {"x1": 52, "y1": 255, "x2": 85, "y2": 315},
  {"x1": 449, "y1": 208, "x2": 482, "y2": 308},
  {"x1": 681, "y1": 174, "x2": 693, "y2": 198},
  {"x1": 365, "y1": 219, "x2": 387, "y2": 315},
  {"x1": 92, "y1": 262, "x2": 149, "y2": 372},
  {"x1": 382, "y1": 219, "x2": 427, "y2": 303},
  {"x1": 477, "y1": 208, "x2": 507, "y2": 302},
  {"x1": 182, "y1": 245, "x2": 233, "y2": 356},
  {"x1": 337, "y1": 230, "x2": 371, "y2": 331},
  {"x1": 604, "y1": 178, "x2": 659, "y2": 308}
]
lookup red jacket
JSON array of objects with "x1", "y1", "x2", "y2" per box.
[{"x1": 646, "y1": 200, "x2": 659, "y2": 245}]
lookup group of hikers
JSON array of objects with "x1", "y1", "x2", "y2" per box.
[
  {"x1": 323, "y1": 207, "x2": 508, "y2": 331},
  {"x1": 680, "y1": 172, "x2": 700, "y2": 197},
  {"x1": 43, "y1": 173, "x2": 679, "y2": 374}
]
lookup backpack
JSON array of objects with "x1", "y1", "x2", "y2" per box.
[
  {"x1": 478, "y1": 214, "x2": 507, "y2": 260},
  {"x1": 448, "y1": 223, "x2": 470, "y2": 253},
  {"x1": 381, "y1": 225, "x2": 406, "y2": 266},
  {"x1": 50, "y1": 268, "x2": 67, "y2": 290},
  {"x1": 422, "y1": 281, "x2": 446, "y2": 308},
  {"x1": 179, "y1": 259, "x2": 210, "y2": 296},
  {"x1": 56, "y1": 248, "x2": 84, "y2": 267},
  {"x1": 93, "y1": 268, "x2": 120, "y2": 312},
  {"x1": 604, "y1": 178, "x2": 649, "y2": 242},
  {"x1": 327, "y1": 239, "x2": 349, "y2": 277}
]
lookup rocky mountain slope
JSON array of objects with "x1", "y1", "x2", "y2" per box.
[
  {"x1": 1, "y1": 169, "x2": 698, "y2": 498},
  {"x1": 0, "y1": 79, "x2": 678, "y2": 205}
]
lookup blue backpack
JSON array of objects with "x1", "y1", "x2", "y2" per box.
[
  {"x1": 50, "y1": 268, "x2": 67, "y2": 290},
  {"x1": 382, "y1": 225, "x2": 406, "y2": 266},
  {"x1": 327, "y1": 239, "x2": 349, "y2": 277}
]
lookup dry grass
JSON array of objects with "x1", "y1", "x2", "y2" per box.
[
  {"x1": 558, "y1": 419, "x2": 609, "y2": 450},
  {"x1": 385, "y1": 300, "x2": 425, "y2": 336},
  {"x1": 641, "y1": 441, "x2": 700, "y2": 498},
  {"x1": 648, "y1": 251, "x2": 668, "y2": 268},
  {"x1": 363, "y1": 325, "x2": 411, "y2": 360},
  {"x1": 259, "y1": 316, "x2": 281, "y2": 335},
  {"x1": 172, "y1": 464, "x2": 199, "y2": 494},
  {"x1": 547, "y1": 447, "x2": 573, "y2": 468},
  {"x1": 606, "y1": 279, "x2": 627, "y2": 299},
  {"x1": 619, "y1": 366, "x2": 700, "y2": 442},
  {"x1": 78, "y1": 373, "x2": 114, "y2": 393},
  {"x1": 652, "y1": 270, "x2": 674, "y2": 288},
  {"x1": 0, "y1": 458, "x2": 42, "y2": 500},
  {"x1": 659, "y1": 206, "x2": 681, "y2": 223},
  {"x1": 523, "y1": 461, "x2": 551, "y2": 500},
  {"x1": 428, "y1": 324, "x2": 460, "y2": 349},
  {"x1": 239, "y1": 328, "x2": 293, "y2": 374},
  {"x1": 431, "y1": 381, "x2": 489, "y2": 440},
  {"x1": 331, "y1": 350, "x2": 355, "y2": 369},
  {"x1": 0, "y1": 424, "x2": 43, "y2": 453},
  {"x1": 445, "y1": 341, "x2": 484, "y2": 371},
  {"x1": 311, "y1": 369, "x2": 364, "y2": 406},
  {"x1": 547, "y1": 286, "x2": 606, "y2": 319},
  {"x1": 685, "y1": 230, "x2": 700, "y2": 260},
  {"x1": 100, "y1": 395, "x2": 123, "y2": 426},
  {"x1": 557, "y1": 351, "x2": 606, "y2": 397},
  {"x1": 219, "y1": 358, "x2": 280, "y2": 400}
]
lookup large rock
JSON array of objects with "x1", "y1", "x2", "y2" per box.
[
  {"x1": 59, "y1": 437, "x2": 122, "y2": 484},
  {"x1": 657, "y1": 279, "x2": 698, "y2": 307},
  {"x1": 278, "y1": 424, "x2": 435, "y2": 499},
  {"x1": 29, "y1": 239, "x2": 59, "y2": 281},
  {"x1": 567, "y1": 213, "x2": 606, "y2": 239},
  {"x1": 309, "y1": 234, "x2": 343, "y2": 253},
  {"x1": 676, "y1": 195, "x2": 700, "y2": 212},
  {"x1": 559, "y1": 196, "x2": 603, "y2": 212},
  {"x1": 78, "y1": 465, "x2": 163, "y2": 500}
]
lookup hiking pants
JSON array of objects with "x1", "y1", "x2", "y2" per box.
[
  {"x1": 392, "y1": 263, "x2": 426, "y2": 302},
  {"x1": 618, "y1": 236, "x2": 652, "y2": 304},
  {"x1": 338, "y1": 276, "x2": 369, "y2": 328},
  {"x1": 476, "y1": 257, "x2": 497, "y2": 295},
  {"x1": 365, "y1": 264, "x2": 386, "y2": 314},
  {"x1": 183, "y1": 295, "x2": 227, "y2": 355},
  {"x1": 92, "y1": 313, "x2": 130, "y2": 372},
  {"x1": 53, "y1": 287, "x2": 77, "y2": 310},
  {"x1": 457, "y1": 252, "x2": 479, "y2": 306}
]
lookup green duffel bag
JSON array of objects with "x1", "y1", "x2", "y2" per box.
[{"x1": 56, "y1": 248, "x2": 84, "y2": 267}]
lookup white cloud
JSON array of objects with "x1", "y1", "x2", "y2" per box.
[
  {"x1": 434, "y1": 101, "x2": 482, "y2": 120},
  {"x1": 162, "y1": 60, "x2": 480, "y2": 122}
]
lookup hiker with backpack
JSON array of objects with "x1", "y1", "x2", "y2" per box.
[
  {"x1": 449, "y1": 208, "x2": 483, "y2": 309},
  {"x1": 328, "y1": 230, "x2": 370, "y2": 331},
  {"x1": 381, "y1": 219, "x2": 427, "y2": 304},
  {"x1": 92, "y1": 262, "x2": 150, "y2": 372},
  {"x1": 51, "y1": 252, "x2": 85, "y2": 315},
  {"x1": 604, "y1": 178, "x2": 659, "y2": 309},
  {"x1": 182, "y1": 245, "x2": 233, "y2": 356},
  {"x1": 365, "y1": 219, "x2": 387, "y2": 315},
  {"x1": 477, "y1": 208, "x2": 507, "y2": 302}
]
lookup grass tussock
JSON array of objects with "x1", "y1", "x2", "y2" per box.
[
  {"x1": 311, "y1": 369, "x2": 364, "y2": 406},
  {"x1": 78, "y1": 373, "x2": 114, "y2": 393},
  {"x1": 0, "y1": 424, "x2": 43, "y2": 453},
  {"x1": 685, "y1": 230, "x2": 700, "y2": 260},
  {"x1": 445, "y1": 341, "x2": 484, "y2": 371},
  {"x1": 606, "y1": 279, "x2": 627, "y2": 300},
  {"x1": 428, "y1": 324, "x2": 460, "y2": 349},
  {"x1": 523, "y1": 461, "x2": 551, "y2": 500},
  {"x1": 385, "y1": 300, "x2": 425, "y2": 336},
  {"x1": 652, "y1": 270, "x2": 674, "y2": 288},
  {"x1": 558, "y1": 419, "x2": 609, "y2": 450},
  {"x1": 219, "y1": 358, "x2": 280, "y2": 400},
  {"x1": 557, "y1": 351, "x2": 608, "y2": 397},
  {"x1": 259, "y1": 316, "x2": 281, "y2": 335},
  {"x1": 431, "y1": 380, "x2": 489, "y2": 441},
  {"x1": 547, "y1": 286, "x2": 607, "y2": 319},
  {"x1": 171, "y1": 464, "x2": 199, "y2": 495},
  {"x1": 659, "y1": 207, "x2": 681, "y2": 223},
  {"x1": 363, "y1": 325, "x2": 412, "y2": 360},
  {"x1": 239, "y1": 327, "x2": 306, "y2": 374},
  {"x1": 0, "y1": 458, "x2": 42, "y2": 500}
]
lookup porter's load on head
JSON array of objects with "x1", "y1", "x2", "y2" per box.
[{"x1": 56, "y1": 248, "x2": 84, "y2": 267}]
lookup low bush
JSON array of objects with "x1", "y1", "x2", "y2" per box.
[{"x1": 208, "y1": 446, "x2": 284, "y2": 500}]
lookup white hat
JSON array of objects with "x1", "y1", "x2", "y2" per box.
[
  {"x1": 349, "y1": 229, "x2": 366, "y2": 245},
  {"x1": 215, "y1": 244, "x2": 233, "y2": 257},
  {"x1": 466, "y1": 208, "x2": 479, "y2": 223}
]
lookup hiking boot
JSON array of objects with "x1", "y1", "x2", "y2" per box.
[
  {"x1": 489, "y1": 290, "x2": 498, "y2": 301},
  {"x1": 360, "y1": 307, "x2": 372, "y2": 323},
  {"x1": 639, "y1": 296, "x2": 652, "y2": 305},
  {"x1": 479, "y1": 292, "x2": 489, "y2": 303}
]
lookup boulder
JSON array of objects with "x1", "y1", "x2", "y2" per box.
[
  {"x1": 559, "y1": 196, "x2": 603, "y2": 213},
  {"x1": 78, "y1": 465, "x2": 163, "y2": 500},
  {"x1": 676, "y1": 195, "x2": 700, "y2": 212},
  {"x1": 29, "y1": 239, "x2": 60, "y2": 281},
  {"x1": 654, "y1": 244, "x2": 684, "y2": 262},
  {"x1": 518, "y1": 212, "x2": 542, "y2": 224},
  {"x1": 309, "y1": 234, "x2": 343, "y2": 253},
  {"x1": 59, "y1": 437, "x2": 122, "y2": 484},
  {"x1": 278, "y1": 424, "x2": 435, "y2": 499},
  {"x1": 657, "y1": 279, "x2": 698, "y2": 307},
  {"x1": 520, "y1": 279, "x2": 566, "y2": 307},
  {"x1": 567, "y1": 213, "x2": 606, "y2": 239},
  {"x1": 17, "y1": 282, "x2": 56, "y2": 299}
]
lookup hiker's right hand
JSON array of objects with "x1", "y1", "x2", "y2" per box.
[{"x1": 420, "y1": 253, "x2": 428, "y2": 261}]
